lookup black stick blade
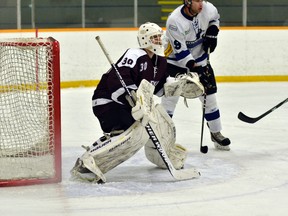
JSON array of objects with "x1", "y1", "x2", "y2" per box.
[
  {"x1": 238, "y1": 112, "x2": 260, "y2": 124},
  {"x1": 200, "y1": 146, "x2": 208, "y2": 154},
  {"x1": 238, "y1": 98, "x2": 288, "y2": 124}
]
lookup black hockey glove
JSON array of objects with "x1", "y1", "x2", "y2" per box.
[
  {"x1": 185, "y1": 59, "x2": 195, "y2": 72},
  {"x1": 203, "y1": 25, "x2": 219, "y2": 53}
]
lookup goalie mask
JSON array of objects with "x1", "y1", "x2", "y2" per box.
[{"x1": 137, "y1": 22, "x2": 164, "y2": 56}]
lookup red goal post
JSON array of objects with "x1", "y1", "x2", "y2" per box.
[{"x1": 0, "y1": 37, "x2": 61, "y2": 186}]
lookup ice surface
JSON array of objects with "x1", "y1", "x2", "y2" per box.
[{"x1": 1, "y1": 82, "x2": 288, "y2": 216}]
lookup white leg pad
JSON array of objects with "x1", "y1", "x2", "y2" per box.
[
  {"x1": 144, "y1": 104, "x2": 187, "y2": 170},
  {"x1": 82, "y1": 154, "x2": 106, "y2": 183},
  {"x1": 80, "y1": 121, "x2": 149, "y2": 177}
]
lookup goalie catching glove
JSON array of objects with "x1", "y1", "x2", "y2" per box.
[{"x1": 164, "y1": 72, "x2": 204, "y2": 99}]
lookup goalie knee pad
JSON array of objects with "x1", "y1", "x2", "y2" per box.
[
  {"x1": 73, "y1": 121, "x2": 149, "y2": 181},
  {"x1": 144, "y1": 104, "x2": 187, "y2": 170}
]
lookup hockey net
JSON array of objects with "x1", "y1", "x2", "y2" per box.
[{"x1": 0, "y1": 37, "x2": 61, "y2": 186}]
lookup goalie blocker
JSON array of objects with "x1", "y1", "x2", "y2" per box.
[{"x1": 71, "y1": 80, "x2": 195, "y2": 183}]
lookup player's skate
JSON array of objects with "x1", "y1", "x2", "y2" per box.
[
  {"x1": 70, "y1": 158, "x2": 101, "y2": 183},
  {"x1": 210, "y1": 132, "x2": 231, "y2": 151}
]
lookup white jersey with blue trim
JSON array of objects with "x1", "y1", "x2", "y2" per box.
[{"x1": 164, "y1": 2, "x2": 220, "y2": 68}]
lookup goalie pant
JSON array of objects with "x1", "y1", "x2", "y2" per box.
[{"x1": 71, "y1": 104, "x2": 188, "y2": 182}]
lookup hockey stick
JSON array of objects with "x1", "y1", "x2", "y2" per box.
[
  {"x1": 96, "y1": 36, "x2": 200, "y2": 180},
  {"x1": 199, "y1": 48, "x2": 211, "y2": 154},
  {"x1": 238, "y1": 97, "x2": 288, "y2": 124},
  {"x1": 200, "y1": 94, "x2": 208, "y2": 153}
]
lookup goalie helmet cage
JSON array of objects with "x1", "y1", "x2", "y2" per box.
[{"x1": 0, "y1": 37, "x2": 61, "y2": 187}]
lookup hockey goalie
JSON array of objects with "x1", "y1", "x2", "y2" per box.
[
  {"x1": 70, "y1": 22, "x2": 204, "y2": 183},
  {"x1": 70, "y1": 78, "x2": 203, "y2": 183}
]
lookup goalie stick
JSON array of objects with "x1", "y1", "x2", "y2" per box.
[
  {"x1": 95, "y1": 36, "x2": 200, "y2": 181},
  {"x1": 238, "y1": 98, "x2": 288, "y2": 124}
]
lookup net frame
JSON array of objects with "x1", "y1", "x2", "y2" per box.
[{"x1": 0, "y1": 37, "x2": 61, "y2": 187}]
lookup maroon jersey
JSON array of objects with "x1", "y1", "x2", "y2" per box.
[{"x1": 92, "y1": 48, "x2": 168, "y2": 116}]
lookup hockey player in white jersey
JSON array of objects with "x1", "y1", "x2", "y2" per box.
[
  {"x1": 162, "y1": 0, "x2": 231, "y2": 151},
  {"x1": 70, "y1": 22, "x2": 204, "y2": 183}
]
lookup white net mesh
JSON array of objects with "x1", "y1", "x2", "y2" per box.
[{"x1": 0, "y1": 38, "x2": 60, "y2": 183}]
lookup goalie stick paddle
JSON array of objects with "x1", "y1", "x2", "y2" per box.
[
  {"x1": 238, "y1": 98, "x2": 288, "y2": 124},
  {"x1": 95, "y1": 36, "x2": 200, "y2": 181}
]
